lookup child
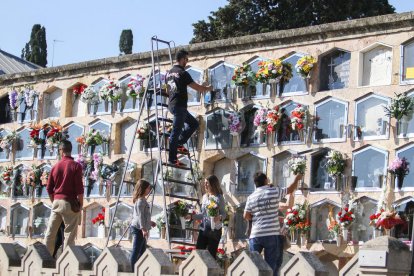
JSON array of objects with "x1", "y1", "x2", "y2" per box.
[{"x1": 130, "y1": 179, "x2": 155, "y2": 270}]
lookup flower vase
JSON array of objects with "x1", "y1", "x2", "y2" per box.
[
  {"x1": 349, "y1": 176, "x2": 358, "y2": 191},
  {"x1": 179, "y1": 216, "x2": 186, "y2": 230},
  {"x1": 11, "y1": 110, "x2": 18, "y2": 122},
  {"x1": 397, "y1": 118, "x2": 409, "y2": 137},
  {"x1": 35, "y1": 186, "x2": 43, "y2": 198},
  {"x1": 112, "y1": 101, "x2": 118, "y2": 112},
  {"x1": 336, "y1": 234, "x2": 342, "y2": 247},
  {"x1": 210, "y1": 217, "x2": 216, "y2": 230},
  {"x1": 300, "y1": 234, "x2": 308, "y2": 248},
  {"x1": 115, "y1": 227, "x2": 122, "y2": 237},
  {"x1": 89, "y1": 145, "x2": 95, "y2": 156},
  {"x1": 384, "y1": 228, "x2": 391, "y2": 236},
  {"x1": 290, "y1": 229, "x2": 296, "y2": 244},
  {"x1": 342, "y1": 228, "x2": 348, "y2": 242},
  {"x1": 30, "y1": 109, "x2": 35, "y2": 120},
  {"x1": 262, "y1": 83, "x2": 268, "y2": 95},
  {"x1": 102, "y1": 143, "x2": 109, "y2": 156},
  {"x1": 5, "y1": 148, "x2": 10, "y2": 159},
  {"x1": 305, "y1": 78, "x2": 310, "y2": 92},
  {"x1": 132, "y1": 97, "x2": 137, "y2": 109},
  {"x1": 97, "y1": 224, "x2": 106, "y2": 238},
  {"x1": 268, "y1": 132, "x2": 275, "y2": 146},
  {"x1": 397, "y1": 174, "x2": 405, "y2": 190},
  {"x1": 373, "y1": 228, "x2": 382, "y2": 239},
  {"x1": 161, "y1": 226, "x2": 166, "y2": 239},
  {"x1": 270, "y1": 82, "x2": 277, "y2": 97},
  {"x1": 298, "y1": 130, "x2": 305, "y2": 142},
  {"x1": 104, "y1": 100, "x2": 109, "y2": 112},
  {"x1": 77, "y1": 145, "x2": 82, "y2": 155}
]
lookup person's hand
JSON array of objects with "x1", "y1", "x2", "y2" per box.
[
  {"x1": 214, "y1": 216, "x2": 221, "y2": 223},
  {"x1": 205, "y1": 85, "x2": 213, "y2": 92},
  {"x1": 151, "y1": 221, "x2": 156, "y2": 228},
  {"x1": 142, "y1": 229, "x2": 149, "y2": 239},
  {"x1": 294, "y1": 174, "x2": 303, "y2": 182}
]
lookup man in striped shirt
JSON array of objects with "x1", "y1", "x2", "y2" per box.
[{"x1": 244, "y1": 172, "x2": 302, "y2": 276}]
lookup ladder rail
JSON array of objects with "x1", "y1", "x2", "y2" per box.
[{"x1": 104, "y1": 71, "x2": 156, "y2": 248}]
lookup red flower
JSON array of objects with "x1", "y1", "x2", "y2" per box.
[
  {"x1": 344, "y1": 207, "x2": 349, "y2": 212},
  {"x1": 102, "y1": 207, "x2": 106, "y2": 212},
  {"x1": 30, "y1": 129, "x2": 40, "y2": 138}
]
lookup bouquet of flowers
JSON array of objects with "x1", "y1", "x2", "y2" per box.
[
  {"x1": 284, "y1": 202, "x2": 308, "y2": 230},
  {"x1": 0, "y1": 166, "x2": 13, "y2": 186},
  {"x1": 384, "y1": 93, "x2": 414, "y2": 121},
  {"x1": 136, "y1": 125, "x2": 154, "y2": 140},
  {"x1": 295, "y1": 55, "x2": 317, "y2": 78},
  {"x1": 0, "y1": 131, "x2": 19, "y2": 152},
  {"x1": 328, "y1": 220, "x2": 340, "y2": 236},
  {"x1": 75, "y1": 154, "x2": 88, "y2": 171},
  {"x1": 290, "y1": 105, "x2": 307, "y2": 131},
  {"x1": 369, "y1": 209, "x2": 383, "y2": 228},
  {"x1": 84, "y1": 129, "x2": 105, "y2": 146},
  {"x1": 23, "y1": 87, "x2": 38, "y2": 108},
  {"x1": 232, "y1": 63, "x2": 256, "y2": 87},
  {"x1": 92, "y1": 207, "x2": 105, "y2": 225},
  {"x1": 296, "y1": 221, "x2": 311, "y2": 233},
  {"x1": 288, "y1": 156, "x2": 306, "y2": 175},
  {"x1": 326, "y1": 150, "x2": 347, "y2": 177},
  {"x1": 253, "y1": 107, "x2": 269, "y2": 132},
  {"x1": 228, "y1": 112, "x2": 244, "y2": 136},
  {"x1": 266, "y1": 105, "x2": 282, "y2": 133},
  {"x1": 176, "y1": 246, "x2": 196, "y2": 256},
  {"x1": 374, "y1": 210, "x2": 404, "y2": 230},
  {"x1": 173, "y1": 200, "x2": 190, "y2": 217},
  {"x1": 336, "y1": 207, "x2": 355, "y2": 228},
  {"x1": 126, "y1": 74, "x2": 146, "y2": 98},
  {"x1": 99, "y1": 80, "x2": 122, "y2": 102},
  {"x1": 40, "y1": 170, "x2": 49, "y2": 186},
  {"x1": 28, "y1": 123, "x2": 45, "y2": 148},
  {"x1": 8, "y1": 89, "x2": 20, "y2": 111},
  {"x1": 280, "y1": 62, "x2": 293, "y2": 83},
  {"x1": 80, "y1": 86, "x2": 99, "y2": 104},
  {"x1": 45, "y1": 120, "x2": 67, "y2": 147},
  {"x1": 255, "y1": 59, "x2": 283, "y2": 83},
  {"x1": 158, "y1": 123, "x2": 173, "y2": 135},
  {"x1": 90, "y1": 153, "x2": 103, "y2": 181},
  {"x1": 388, "y1": 157, "x2": 409, "y2": 177},
  {"x1": 72, "y1": 84, "x2": 87, "y2": 98},
  {"x1": 206, "y1": 196, "x2": 219, "y2": 217}
]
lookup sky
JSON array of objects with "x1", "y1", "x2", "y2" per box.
[{"x1": 0, "y1": 0, "x2": 413, "y2": 67}]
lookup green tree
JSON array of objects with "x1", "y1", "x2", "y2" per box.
[
  {"x1": 21, "y1": 24, "x2": 47, "y2": 67},
  {"x1": 190, "y1": 0, "x2": 395, "y2": 43},
  {"x1": 119, "y1": 29, "x2": 133, "y2": 55}
]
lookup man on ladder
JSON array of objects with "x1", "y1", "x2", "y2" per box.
[{"x1": 167, "y1": 49, "x2": 212, "y2": 167}]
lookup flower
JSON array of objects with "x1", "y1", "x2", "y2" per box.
[
  {"x1": 80, "y1": 86, "x2": 99, "y2": 104},
  {"x1": 384, "y1": 92, "x2": 414, "y2": 121},
  {"x1": 336, "y1": 207, "x2": 355, "y2": 228},
  {"x1": 290, "y1": 105, "x2": 307, "y2": 131},
  {"x1": 266, "y1": 105, "x2": 282, "y2": 133},
  {"x1": 295, "y1": 55, "x2": 317, "y2": 78},
  {"x1": 73, "y1": 84, "x2": 87, "y2": 96},
  {"x1": 284, "y1": 201, "x2": 309, "y2": 230},
  {"x1": 8, "y1": 89, "x2": 20, "y2": 110},
  {"x1": 23, "y1": 87, "x2": 38, "y2": 107},
  {"x1": 388, "y1": 157, "x2": 409, "y2": 176},
  {"x1": 206, "y1": 196, "x2": 219, "y2": 217},
  {"x1": 228, "y1": 112, "x2": 244, "y2": 135},
  {"x1": 126, "y1": 74, "x2": 145, "y2": 98},
  {"x1": 288, "y1": 156, "x2": 306, "y2": 175},
  {"x1": 256, "y1": 59, "x2": 283, "y2": 83},
  {"x1": 173, "y1": 200, "x2": 191, "y2": 217},
  {"x1": 253, "y1": 107, "x2": 269, "y2": 131},
  {"x1": 232, "y1": 63, "x2": 256, "y2": 87},
  {"x1": 92, "y1": 207, "x2": 106, "y2": 225},
  {"x1": 326, "y1": 150, "x2": 347, "y2": 177}
]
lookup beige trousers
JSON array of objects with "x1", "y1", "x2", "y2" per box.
[{"x1": 44, "y1": 199, "x2": 80, "y2": 255}]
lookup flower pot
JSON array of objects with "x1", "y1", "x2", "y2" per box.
[
  {"x1": 104, "y1": 101, "x2": 109, "y2": 112},
  {"x1": 336, "y1": 235, "x2": 342, "y2": 247},
  {"x1": 112, "y1": 101, "x2": 118, "y2": 112},
  {"x1": 342, "y1": 228, "x2": 348, "y2": 242},
  {"x1": 300, "y1": 234, "x2": 308, "y2": 247},
  {"x1": 97, "y1": 224, "x2": 106, "y2": 238},
  {"x1": 89, "y1": 145, "x2": 96, "y2": 156},
  {"x1": 270, "y1": 82, "x2": 277, "y2": 97},
  {"x1": 132, "y1": 97, "x2": 137, "y2": 109},
  {"x1": 373, "y1": 228, "x2": 382, "y2": 239},
  {"x1": 397, "y1": 118, "x2": 409, "y2": 137},
  {"x1": 397, "y1": 174, "x2": 405, "y2": 190},
  {"x1": 210, "y1": 217, "x2": 216, "y2": 230},
  {"x1": 290, "y1": 229, "x2": 296, "y2": 244},
  {"x1": 267, "y1": 132, "x2": 275, "y2": 146},
  {"x1": 179, "y1": 216, "x2": 186, "y2": 230}
]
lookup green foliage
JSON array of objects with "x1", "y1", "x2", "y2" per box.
[
  {"x1": 384, "y1": 93, "x2": 414, "y2": 121},
  {"x1": 21, "y1": 24, "x2": 47, "y2": 67},
  {"x1": 119, "y1": 29, "x2": 133, "y2": 55},
  {"x1": 190, "y1": 0, "x2": 395, "y2": 43}
]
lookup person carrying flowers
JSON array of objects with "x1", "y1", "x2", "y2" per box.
[{"x1": 189, "y1": 175, "x2": 226, "y2": 259}]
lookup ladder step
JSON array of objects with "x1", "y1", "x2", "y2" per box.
[
  {"x1": 171, "y1": 254, "x2": 188, "y2": 260},
  {"x1": 164, "y1": 178, "x2": 196, "y2": 187},
  {"x1": 162, "y1": 162, "x2": 192, "y2": 170},
  {"x1": 170, "y1": 225, "x2": 199, "y2": 231},
  {"x1": 165, "y1": 193, "x2": 199, "y2": 201},
  {"x1": 170, "y1": 239, "x2": 196, "y2": 246},
  {"x1": 159, "y1": 132, "x2": 171, "y2": 137},
  {"x1": 157, "y1": 117, "x2": 173, "y2": 123},
  {"x1": 157, "y1": 103, "x2": 169, "y2": 108}
]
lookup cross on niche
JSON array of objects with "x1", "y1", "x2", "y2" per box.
[
  {"x1": 327, "y1": 57, "x2": 337, "y2": 90},
  {"x1": 89, "y1": 249, "x2": 97, "y2": 263}
]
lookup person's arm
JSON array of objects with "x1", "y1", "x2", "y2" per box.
[
  {"x1": 188, "y1": 82, "x2": 212, "y2": 93},
  {"x1": 243, "y1": 197, "x2": 252, "y2": 221},
  {"x1": 243, "y1": 211, "x2": 252, "y2": 221},
  {"x1": 46, "y1": 167, "x2": 55, "y2": 202},
  {"x1": 75, "y1": 163, "x2": 84, "y2": 208},
  {"x1": 215, "y1": 194, "x2": 227, "y2": 223},
  {"x1": 286, "y1": 174, "x2": 303, "y2": 194}
]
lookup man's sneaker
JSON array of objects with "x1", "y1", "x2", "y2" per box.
[
  {"x1": 177, "y1": 145, "x2": 189, "y2": 154},
  {"x1": 168, "y1": 160, "x2": 187, "y2": 168}
]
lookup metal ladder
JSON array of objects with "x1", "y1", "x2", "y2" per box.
[{"x1": 106, "y1": 37, "x2": 202, "y2": 258}]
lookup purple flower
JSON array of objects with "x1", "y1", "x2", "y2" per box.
[{"x1": 8, "y1": 90, "x2": 19, "y2": 110}]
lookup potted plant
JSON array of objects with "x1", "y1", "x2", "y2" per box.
[{"x1": 388, "y1": 157, "x2": 410, "y2": 190}]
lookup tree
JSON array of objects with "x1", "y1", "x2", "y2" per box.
[
  {"x1": 119, "y1": 29, "x2": 133, "y2": 55},
  {"x1": 21, "y1": 24, "x2": 47, "y2": 67},
  {"x1": 190, "y1": 0, "x2": 395, "y2": 43}
]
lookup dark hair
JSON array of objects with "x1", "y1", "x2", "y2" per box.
[
  {"x1": 206, "y1": 175, "x2": 223, "y2": 195},
  {"x1": 133, "y1": 179, "x2": 151, "y2": 203},
  {"x1": 253, "y1": 172, "x2": 267, "y2": 187},
  {"x1": 176, "y1": 49, "x2": 189, "y2": 62},
  {"x1": 60, "y1": 140, "x2": 72, "y2": 154}
]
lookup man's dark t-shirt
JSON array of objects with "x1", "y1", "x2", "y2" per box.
[{"x1": 167, "y1": 65, "x2": 194, "y2": 109}]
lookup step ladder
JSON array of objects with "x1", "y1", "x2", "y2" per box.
[{"x1": 105, "y1": 37, "x2": 203, "y2": 259}]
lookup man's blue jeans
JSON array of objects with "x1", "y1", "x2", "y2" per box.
[
  {"x1": 168, "y1": 106, "x2": 199, "y2": 162},
  {"x1": 130, "y1": 226, "x2": 146, "y2": 271},
  {"x1": 249, "y1": 235, "x2": 284, "y2": 276}
]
